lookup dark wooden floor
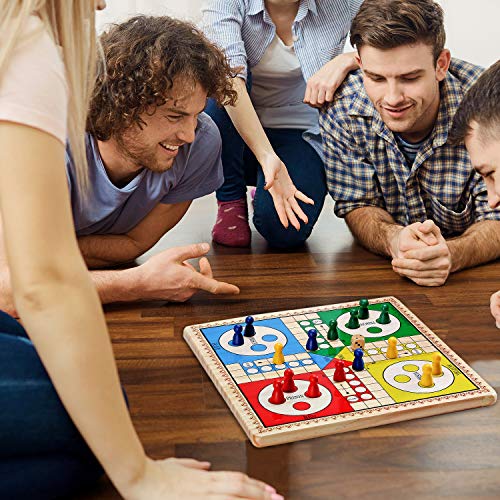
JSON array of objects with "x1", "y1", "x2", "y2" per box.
[{"x1": 77, "y1": 195, "x2": 500, "y2": 499}]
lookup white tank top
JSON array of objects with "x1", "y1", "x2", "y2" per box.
[{"x1": 250, "y1": 34, "x2": 318, "y2": 130}]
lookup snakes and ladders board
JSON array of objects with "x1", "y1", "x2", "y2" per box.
[{"x1": 183, "y1": 297, "x2": 496, "y2": 447}]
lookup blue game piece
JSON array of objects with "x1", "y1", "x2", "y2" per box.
[
  {"x1": 244, "y1": 316, "x2": 255, "y2": 337},
  {"x1": 352, "y1": 348, "x2": 365, "y2": 371},
  {"x1": 232, "y1": 324, "x2": 244, "y2": 346},
  {"x1": 306, "y1": 328, "x2": 319, "y2": 351}
]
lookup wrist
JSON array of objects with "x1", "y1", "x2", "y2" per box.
[
  {"x1": 113, "y1": 453, "x2": 150, "y2": 499},
  {"x1": 336, "y1": 51, "x2": 358, "y2": 72},
  {"x1": 255, "y1": 148, "x2": 277, "y2": 167},
  {"x1": 95, "y1": 267, "x2": 144, "y2": 303},
  {"x1": 446, "y1": 240, "x2": 459, "y2": 273},
  {"x1": 385, "y1": 224, "x2": 403, "y2": 259},
  {"x1": 123, "y1": 266, "x2": 147, "y2": 302}
]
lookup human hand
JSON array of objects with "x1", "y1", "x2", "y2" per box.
[
  {"x1": 260, "y1": 152, "x2": 313, "y2": 230},
  {"x1": 134, "y1": 243, "x2": 240, "y2": 301},
  {"x1": 490, "y1": 290, "x2": 500, "y2": 328},
  {"x1": 304, "y1": 52, "x2": 358, "y2": 108},
  {"x1": 123, "y1": 457, "x2": 283, "y2": 500},
  {"x1": 390, "y1": 220, "x2": 452, "y2": 286}
]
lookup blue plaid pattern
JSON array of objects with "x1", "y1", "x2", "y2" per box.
[{"x1": 320, "y1": 58, "x2": 500, "y2": 237}]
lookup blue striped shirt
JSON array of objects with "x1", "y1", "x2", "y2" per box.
[{"x1": 201, "y1": 0, "x2": 362, "y2": 157}]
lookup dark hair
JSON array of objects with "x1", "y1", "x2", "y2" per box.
[
  {"x1": 350, "y1": 0, "x2": 446, "y2": 62},
  {"x1": 449, "y1": 60, "x2": 500, "y2": 145},
  {"x1": 88, "y1": 15, "x2": 238, "y2": 141}
]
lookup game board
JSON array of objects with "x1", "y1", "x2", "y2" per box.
[{"x1": 183, "y1": 297, "x2": 497, "y2": 447}]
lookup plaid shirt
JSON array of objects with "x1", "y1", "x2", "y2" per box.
[{"x1": 320, "y1": 58, "x2": 500, "y2": 237}]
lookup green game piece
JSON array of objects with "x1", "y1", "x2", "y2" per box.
[
  {"x1": 327, "y1": 319, "x2": 338, "y2": 340},
  {"x1": 376, "y1": 304, "x2": 391, "y2": 324},
  {"x1": 346, "y1": 308, "x2": 360, "y2": 329},
  {"x1": 358, "y1": 298, "x2": 369, "y2": 319}
]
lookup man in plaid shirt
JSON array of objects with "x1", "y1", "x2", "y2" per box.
[{"x1": 321, "y1": 0, "x2": 500, "y2": 286}]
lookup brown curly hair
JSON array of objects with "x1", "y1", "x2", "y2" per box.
[{"x1": 88, "y1": 15, "x2": 238, "y2": 141}]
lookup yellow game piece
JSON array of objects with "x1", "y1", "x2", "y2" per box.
[
  {"x1": 419, "y1": 363, "x2": 434, "y2": 388},
  {"x1": 432, "y1": 353, "x2": 443, "y2": 376},
  {"x1": 386, "y1": 336, "x2": 398, "y2": 359},
  {"x1": 273, "y1": 342, "x2": 285, "y2": 365}
]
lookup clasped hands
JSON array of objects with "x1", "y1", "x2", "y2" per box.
[{"x1": 390, "y1": 220, "x2": 452, "y2": 286}]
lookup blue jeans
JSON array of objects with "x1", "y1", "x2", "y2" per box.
[
  {"x1": 0, "y1": 311, "x2": 104, "y2": 499},
  {"x1": 205, "y1": 91, "x2": 326, "y2": 249}
]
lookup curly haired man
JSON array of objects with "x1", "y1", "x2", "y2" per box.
[{"x1": 0, "y1": 15, "x2": 241, "y2": 313}]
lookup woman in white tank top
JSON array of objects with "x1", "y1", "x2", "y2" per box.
[{"x1": 204, "y1": 0, "x2": 361, "y2": 248}]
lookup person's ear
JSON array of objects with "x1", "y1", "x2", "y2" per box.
[{"x1": 435, "y1": 49, "x2": 451, "y2": 82}]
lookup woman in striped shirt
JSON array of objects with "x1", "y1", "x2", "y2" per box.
[{"x1": 204, "y1": 0, "x2": 362, "y2": 248}]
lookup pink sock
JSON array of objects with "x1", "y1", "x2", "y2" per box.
[{"x1": 212, "y1": 198, "x2": 251, "y2": 247}]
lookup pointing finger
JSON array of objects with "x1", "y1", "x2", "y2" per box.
[{"x1": 193, "y1": 274, "x2": 240, "y2": 295}]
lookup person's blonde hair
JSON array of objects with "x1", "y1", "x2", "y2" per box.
[{"x1": 0, "y1": 0, "x2": 96, "y2": 194}]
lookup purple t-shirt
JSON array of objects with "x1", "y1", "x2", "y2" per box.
[{"x1": 66, "y1": 113, "x2": 223, "y2": 236}]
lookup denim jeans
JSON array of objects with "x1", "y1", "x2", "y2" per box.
[
  {"x1": 0, "y1": 310, "x2": 103, "y2": 499},
  {"x1": 205, "y1": 82, "x2": 326, "y2": 248}
]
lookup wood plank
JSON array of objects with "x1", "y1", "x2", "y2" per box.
[{"x1": 78, "y1": 195, "x2": 500, "y2": 498}]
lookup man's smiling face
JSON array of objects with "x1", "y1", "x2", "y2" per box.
[
  {"x1": 116, "y1": 79, "x2": 207, "y2": 173},
  {"x1": 358, "y1": 42, "x2": 450, "y2": 142}
]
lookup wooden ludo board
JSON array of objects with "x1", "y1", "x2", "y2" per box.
[{"x1": 183, "y1": 297, "x2": 497, "y2": 447}]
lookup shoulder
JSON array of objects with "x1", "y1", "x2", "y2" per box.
[
  {"x1": 0, "y1": 15, "x2": 68, "y2": 144},
  {"x1": 334, "y1": 69, "x2": 365, "y2": 101},
  {"x1": 321, "y1": 70, "x2": 366, "y2": 123},
  {"x1": 448, "y1": 58, "x2": 484, "y2": 93},
  {"x1": 66, "y1": 133, "x2": 99, "y2": 176},
  {"x1": 202, "y1": 0, "x2": 248, "y2": 16},
  {"x1": 316, "y1": 0, "x2": 362, "y2": 17},
  {"x1": 193, "y1": 113, "x2": 222, "y2": 150}
]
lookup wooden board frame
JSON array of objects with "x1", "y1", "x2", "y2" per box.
[{"x1": 183, "y1": 296, "x2": 497, "y2": 447}]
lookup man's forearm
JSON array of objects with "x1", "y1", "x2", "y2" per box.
[
  {"x1": 226, "y1": 77, "x2": 274, "y2": 162},
  {"x1": 0, "y1": 265, "x2": 143, "y2": 306},
  {"x1": 448, "y1": 220, "x2": 500, "y2": 272},
  {"x1": 91, "y1": 268, "x2": 143, "y2": 304},
  {"x1": 78, "y1": 234, "x2": 144, "y2": 268},
  {"x1": 345, "y1": 206, "x2": 403, "y2": 258}
]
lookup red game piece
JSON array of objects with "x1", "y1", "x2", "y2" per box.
[
  {"x1": 333, "y1": 359, "x2": 346, "y2": 382},
  {"x1": 305, "y1": 374, "x2": 321, "y2": 398},
  {"x1": 282, "y1": 368, "x2": 298, "y2": 393},
  {"x1": 268, "y1": 380, "x2": 286, "y2": 404}
]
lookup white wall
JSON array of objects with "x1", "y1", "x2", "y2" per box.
[{"x1": 97, "y1": 0, "x2": 500, "y2": 67}]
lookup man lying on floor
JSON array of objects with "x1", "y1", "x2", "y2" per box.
[{"x1": 0, "y1": 15, "x2": 241, "y2": 315}]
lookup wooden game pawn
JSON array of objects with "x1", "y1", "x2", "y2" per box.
[
  {"x1": 432, "y1": 353, "x2": 443, "y2": 376},
  {"x1": 419, "y1": 364, "x2": 434, "y2": 388},
  {"x1": 386, "y1": 336, "x2": 398, "y2": 359},
  {"x1": 273, "y1": 342, "x2": 285, "y2": 365}
]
